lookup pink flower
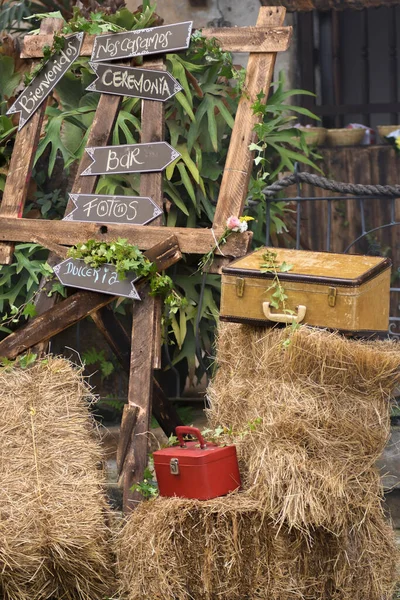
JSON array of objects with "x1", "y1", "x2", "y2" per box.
[{"x1": 226, "y1": 216, "x2": 241, "y2": 232}]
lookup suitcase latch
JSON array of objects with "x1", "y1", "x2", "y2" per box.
[
  {"x1": 236, "y1": 277, "x2": 245, "y2": 297},
  {"x1": 328, "y1": 287, "x2": 337, "y2": 307},
  {"x1": 170, "y1": 458, "x2": 180, "y2": 475}
]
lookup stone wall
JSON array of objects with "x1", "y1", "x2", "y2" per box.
[{"x1": 125, "y1": 0, "x2": 296, "y2": 83}]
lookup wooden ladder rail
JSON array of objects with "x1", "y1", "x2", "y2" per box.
[
  {"x1": 0, "y1": 17, "x2": 64, "y2": 265},
  {"x1": 0, "y1": 6, "x2": 291, "y2": 512}
]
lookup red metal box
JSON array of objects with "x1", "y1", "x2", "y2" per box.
[{"x1": 153, "y1": 426, "x2": 241, "y2": 500}]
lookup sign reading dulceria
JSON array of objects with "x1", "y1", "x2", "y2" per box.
[
  {"x1": 90, "y1": 21, "x2": 193, "y2": 62},
  {"x1": 53, "y1": 258, "x2": 140, "y2": 299},
  {"x1": 7, "y1": 33, "x2": 83, "y2": 130},
  {"x1": 86, "y1": 63, "x2": 182, "y2": 102}
]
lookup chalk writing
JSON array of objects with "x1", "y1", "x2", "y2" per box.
[
  {"x1": 86, "y1": 63, "x2": 182, "y2": 101},
  {"x1": 80, "y1": 142, "x2": 180, "y2": 176},
  {"x1": 7, "y1": 33, "x2": 83, "y2": 130},
  {"x1": 64, "y1": 194, "x2": 163, "y2": 225},
  {"x1": 91, "y1": 21, "x2": 193, "y2": 62},
  {"x1": 53, "y1": 258, "x2": 140, "y2": 299}
]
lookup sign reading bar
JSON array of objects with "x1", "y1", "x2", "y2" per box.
[
  {"x1": 7, "y1": 33, "x2": 83, "y2": 130},
  {"x1": 91, "y1": 21, "x2": 193, "y2": 62},
  {"x1": 63, "y1": 193, "x2": 163, "y2": 225},
  {"x1": 53, "y1": 258, "x2": 140, "y2": 299},
  {"x1": 86, "y1": 62, "x2": 182, "y2": 101},
  {"x1": 81, "y1": 142, "x2": 180, "y2": 176}
]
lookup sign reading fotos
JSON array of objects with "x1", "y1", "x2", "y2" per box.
[
  {"x1": 53, "y1": 258, "x2": 140, "y2": 299},
  {"x1": 86, "y1": 62, "x2": 182, "y2": 102},
  {"x1": 63, "y1": 193, "x2": 163, "y2": 225},
  {"x1": 81, "y1": 142, "x2": 180, "y2": 176},
  {"x1": 7, "y1": 33, "x2": 83, "y2": 130},
  {"x1": 91, "y1": 21, "x2": 193, "y2": 62}
]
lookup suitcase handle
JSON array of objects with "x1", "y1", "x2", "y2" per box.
[
  {"x1": 176, "y1": 426, "x2": 206, "y2": 449},
  {"x1": 262, "y1": 302, "x2": 306, "y2": 324}
]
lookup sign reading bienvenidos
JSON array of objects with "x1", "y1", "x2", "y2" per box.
[
  {"x1": 86, "y1": 63, "x2": 182, "y2": 101},
  {"x1": 7, "y1": 33, "x2": 84, "y2": 130},
  {"x1": 81, "y1": 142, "x2": 180, "y2": 176},
  {"x1": 63, "y1": 193, "x2": 163, "y2": 225},
  {"x1": 53, "y1": 258, "x2": 140, "y2": 299},
  {"x1": 91, "y1": 21, "x2": 193, "y2": 62}
]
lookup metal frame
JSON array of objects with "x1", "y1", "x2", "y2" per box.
[{"x1": 264, "y1": 164, "x2": 400, "y2": 335}]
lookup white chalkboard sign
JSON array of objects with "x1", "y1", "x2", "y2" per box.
[
  {"x1": 81, "y1": 142, "x2": 180, "y2": 176},
  {"x1": 86, "y1": 63, "x2": 182, "y2": 101},
  {"x1": 91, "y1": 21, "x2": 193, "y2": 62},
  {"x1": 7, "y1": 33, "x2": 84, "y2": 130},
  {"x1": 63, "y1": 193, "x2": 163, "y2": 225},
  {"x1": 53, "y1": 258, "x2": 140, "y2": 299}
]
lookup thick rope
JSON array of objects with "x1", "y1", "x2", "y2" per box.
[{"x1": 263, "y1": 172, "x2": 400, "y2": 198}]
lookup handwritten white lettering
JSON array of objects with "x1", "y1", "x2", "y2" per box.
[
  {"x1": 99, "y1": 69, "x2": 171, "y2": 98},
  {"x1": 64, "y1": 261, "x2": 120, "y2": 286},
  {"x1": 95, "y1": 29, "x2": 173, "y2": 60},
  {"x1": 82, "y1": 197, "x2": 138, "y2": 221},
  {"x1": 16, "y1": 37, "x2": 78, "y2": 117},
  {"x1": 105, "y1": 148, "x2": 144, "y2": 172}
]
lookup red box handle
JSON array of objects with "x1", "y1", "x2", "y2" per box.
[{"x1": 176, "y1": 426, "x2": 206, "y2": 449}]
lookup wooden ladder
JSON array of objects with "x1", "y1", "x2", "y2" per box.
[{"x1": 0, "y1": 5, "x2": 290, "y2": 511}]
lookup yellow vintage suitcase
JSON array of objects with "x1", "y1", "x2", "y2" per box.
[{"x1": 220, "y1": 247, "x2": 392, "y2": 333}]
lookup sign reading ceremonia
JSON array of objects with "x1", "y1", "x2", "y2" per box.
[
  {"x1": 53, "y1": 258, "x2": 140, "y2": 299},
  {"x1": 63, "y1": 193, "x2": 163, "y2": 225},
  {"x1": 81, "y1": 142, "x2": 180, "y2": 176},
  {"x1": 7, "y1": 33, "x2": 83, "y2": 130},
  {"x1": 86, "y1": 63, "x2": 182, "y2": 102},
  {"x1": 90, "y1": 21, "x2": 193, "y2": 62}
]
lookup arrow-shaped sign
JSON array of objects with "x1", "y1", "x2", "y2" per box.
[
  {"x1": 63, "y1": 193, "x2": 163, "y2": 225},
  {"x1": 80, "y1": 142, "x2": 180, "y2": 176},
  {"x1": 86, "y1": 62, "x2": 182, "y2": 102},
  {"x1": 53, "y1": 258, "x2": 140, "y2": 299},
  {"x1": 91, "y1": 21, "x2": 193, "y2": 62},
  {"x1": 7, "y1": 33, "x2": 84, "y2": 130}
]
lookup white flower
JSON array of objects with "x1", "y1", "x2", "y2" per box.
[{"x1": 239, "y1": 221, "x2": 248, "y2": 233}]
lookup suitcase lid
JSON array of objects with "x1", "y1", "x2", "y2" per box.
[
  {"x1": 222, "y1": 247, "x2": 391, "y2": 287},
  {"x1": 153, "y1": 442, "x2": 237, "y2": 466}
]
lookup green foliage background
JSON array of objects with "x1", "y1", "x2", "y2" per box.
[{"x1": 0, "y1": 1, "x2": 319, "y2": 386}]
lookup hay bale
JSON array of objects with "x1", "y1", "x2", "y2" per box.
[
  {"x1": 0, "y1": 357, "x2": 115, "y2": 600},
  {"x1": 117, "y1": 495, "x2": 398, "y2": 600},
  {"x1": 206, "y1": 324, "x2": 400, "y2": 531}
]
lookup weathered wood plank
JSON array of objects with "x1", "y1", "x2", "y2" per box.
[
  {"x1": 260, "y1": 0, "x2": 400, "y2": 10},
  {"x1": 0, "y1": 18, "x2": 64, "y2": 265},
  {"x1": 123, "y1": 286, "x2": 155, "y2": 511},
  {"x1": 121, "y1": 56, "x2": 166, "y2": 510},
  {"x1": 213, "y1": 7, "x2": 287, "y2": 226},
  {"x1": 139, "y1": 57, "x2": 165, "y2": 370},
  {"x1": 21, "y1": 26, "x2": 292, "y2": 58},
  {"x1": 0, "y1": 217, "x2": 252, "y2": 257},
  {"x1": 201, "y1": 25, "x2": 291, "y2": 52},
  {"x1": 117, "y1": 405, "x2": 139, "y2": 477},
  {"x1": 0, "y1": 236, "x2": 181, "y2": 360},
  {"x1": 70, "y1": 95, "x2": 122, "y2": 199}
]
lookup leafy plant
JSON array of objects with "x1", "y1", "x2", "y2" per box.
[
  {"x1": 259, "y1": 249, "x2": 293, "y2": 312},
  {"x1": 0, "y1": 351, "x2": 39, "y2": 369},
  {"x1": 82, "y1": 346, "x2": 115, "y2": 380},
  {"x1": 0, "y1": 244, "x2": 51, "y2": 331},
  {"x1": 259, "y1": 250, "x2": 301, "y2": 348},
  {"x1": 68, "y1": 238, "x2": 188, "y2": 336},
  {"x1": 68, "y1": 238, "x2": 156, "y2": 280},
  {"x1": 130, "y1": 461, "x2": 158, "y2": 499},
  {"x1": 0, "y1": 2, "x2": 321, "y2": 382}
]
